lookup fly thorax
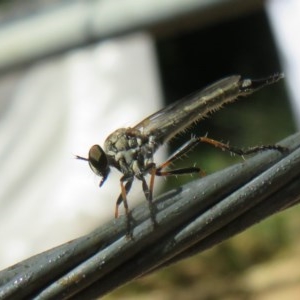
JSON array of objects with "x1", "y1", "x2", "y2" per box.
[{"x1": 104, "y1": 128, "x2": 155, "y2": 175}]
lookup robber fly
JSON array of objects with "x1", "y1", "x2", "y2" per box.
[{"x1": 76, "y1": 74, "x2": 285, "y2": 219}]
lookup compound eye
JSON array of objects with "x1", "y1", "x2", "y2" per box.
[{"x1": 88, "y1": 145, "x2": 108, "y2": 176}]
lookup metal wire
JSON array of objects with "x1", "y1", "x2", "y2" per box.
[{"x1": 0, "y1": 132, "x2": 299, "y2": 299}]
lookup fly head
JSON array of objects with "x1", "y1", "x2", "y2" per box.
[{"x1": 76, "y1": 145, "x2": 110, "y2": 187}]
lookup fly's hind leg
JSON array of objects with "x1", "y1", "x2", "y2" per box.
[
  {"x1": 196, "y1": 136, "x2": 287, "y2": 156},
  {"x1": 153, "y1": 135, "x2": 286, "y2": 177}
]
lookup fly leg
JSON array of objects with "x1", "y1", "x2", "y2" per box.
[
  {"x1": 140, "y1": 173, "x2": 158, "y2": 227},
  {"x1": 154, "y1": 137, "x2": 206, "y2": 177},
  {"x1": 142, "y1": 145, "x2": 205, "y2": 221},
  {"x1": 196, "y1": 136, "x2": 287, "y2": 156},
  {"x1": 117, "y1": 177, "x2": 134, "y2": 237},
  {"x1": 116, "y1": 177, "x2": 133, "y2": 218},
  {"x1": 153, "y1": 135, "x2": 286, "y2": 177}
]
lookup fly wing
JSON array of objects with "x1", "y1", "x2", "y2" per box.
[
  {"x1": 133, "y1": 76, "x2": 241, "y2": 145},
  {"x1": 133, "y1": 73, "x2": 283, "y2": 146}
]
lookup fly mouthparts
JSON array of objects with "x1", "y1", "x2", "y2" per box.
[{"x1": 75, "y1": 155, "x2": 89, "y2": 161}]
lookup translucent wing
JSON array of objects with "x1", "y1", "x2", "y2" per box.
[
  {"x1": 133, "y1": 76, "x2": 240, "y2": 145},
  {"x1": 133, "y1": 74, "x2": 282, "y2": 145}
]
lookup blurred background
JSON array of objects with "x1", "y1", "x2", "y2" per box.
[{"x1": 0, "y1": 0, "x2": 299, "y2": 299}]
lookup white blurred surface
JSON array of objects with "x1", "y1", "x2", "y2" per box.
[
  {"x1": 266, "y1": 0, "x2": 300, "y2": 128},
  {"x1": 0, "y1": 32, "x2": 163, "y2": 269}
]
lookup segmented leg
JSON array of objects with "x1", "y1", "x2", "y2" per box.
[
  {"x1": 197, "y1": 136, "x2": 286, "y2": 156},
  {"x1": 115, "y1": 136, "x2": 285, "y2": 226},
  {"x1": 153, "y1": 137, "x2": 205, "y2": 176},
  {"x1": 141, "y1": 174, "x2": 157, "y2": 225},
  {"x1": 153, "y1": 135, "x2": 286, "y2": 177},
  {"x1": 115, "y1": 177, "x2": 133, "y2": 218}
]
